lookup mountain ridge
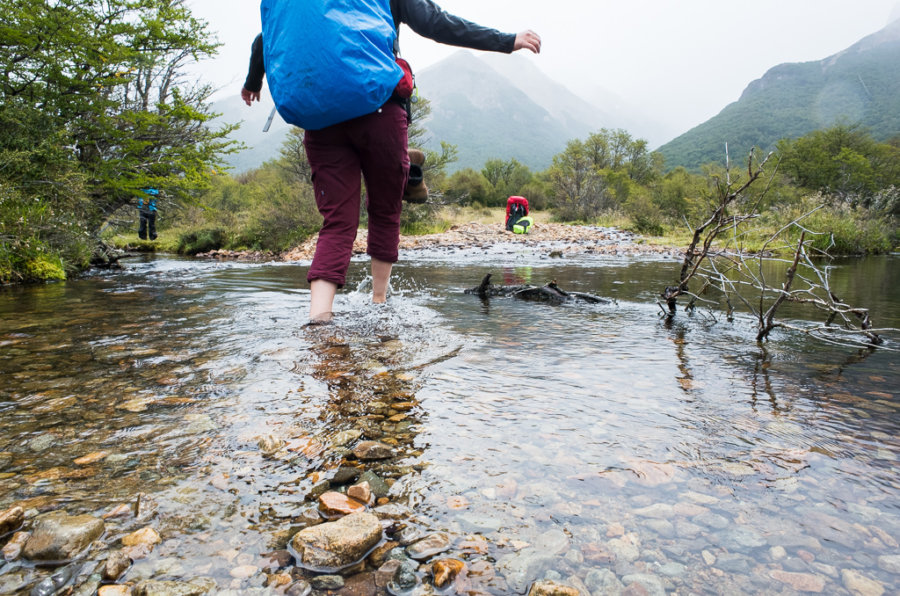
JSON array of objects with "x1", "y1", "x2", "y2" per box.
[{"x1": 657, "y1": 18, "x2": 900, "y2": 170}]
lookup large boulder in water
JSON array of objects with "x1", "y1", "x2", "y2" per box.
[
  {"x1": 291, "y1": 512, "x2": 382, "y2": 571},
  {"x1": 23, "y1": 510, "x2": 105, "y2": 561}
]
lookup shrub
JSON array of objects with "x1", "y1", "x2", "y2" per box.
[{"x1": 176, "y1": 228, "x2": 226, "y2": 255}]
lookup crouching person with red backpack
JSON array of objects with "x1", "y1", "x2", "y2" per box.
[{"x1": 243, "y1": 0, "x2": 541, "y2": 324}]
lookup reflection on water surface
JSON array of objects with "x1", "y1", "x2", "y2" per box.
[{"x1": 0, "y1": 253, "x2": 897, "y2": 595}]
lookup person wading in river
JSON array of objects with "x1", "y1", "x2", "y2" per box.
[{"x1": 241, "y1": 0, "x2": 541, "y2": 324}]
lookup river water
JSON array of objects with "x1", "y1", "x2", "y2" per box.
[{"x1": 0, "y1": 248, "x2": 898, "y2": 595}]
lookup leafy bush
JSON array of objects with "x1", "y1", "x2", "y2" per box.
[
  {"x1": 176, "y1": 229, "x2": 226, "y2": 255},
  {"x1": 765, "y1": 196, "x2": 895, "y2": 255},
  {"x1": 628, "y1": 204, "x2": 665, "y2": 236}
]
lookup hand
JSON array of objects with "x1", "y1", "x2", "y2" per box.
[
  {"x1": 241, "y1": 87, "x2": 260, "y2": 106},
  {"x1": 514, "y1": 30, "x2": 541, "y2": 54}
]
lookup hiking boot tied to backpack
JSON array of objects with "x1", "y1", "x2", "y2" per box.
[{"x1": 404, "y1": 148, "x2": 428, "y2": 204}]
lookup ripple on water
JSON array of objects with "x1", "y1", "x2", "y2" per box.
[{"x1": 0, "y1": 255, "x2": 898, "y2": 594}]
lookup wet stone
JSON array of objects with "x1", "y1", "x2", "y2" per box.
[
  {"x1": 406, "y1": 532, "x2": 452, "y2": 560},
  {"x1": 73, "y1": 574, "x2": 104, "y2": 596},
  {"x1": 367, "y1": 540, "x2": 399, "y2": 568},
  {"x1": 309, "y1": 574, "x2": 344, "y2": 590},
  {"x1": 643, "y1": 519, "x2": 675, "y2": 538},
  {"x1": 307, "y1": 480, "x2": 331, "y2": 501},
  {"x1": 319, "y1": 492, "x2": 367, "y2": 517},
  {"x1": 622, "y1": 573, "x2": 667, "y2": 596},
  {"x1": 714, "y1": 553, "x2": 752, "y2": 574},
  {"x1": 585, "y1": 568, "x2": 624, "y2": 594},
  {"x1": 260, "y1": 549, "x2": 293, "y2": 569},
  {"x1": 694, "y1": 511, "x2": 730, "y2": 529},
  {"x1": 0, "y1": 570, "x2": 34, "y2": 595},
  {"x1": 0, "y1": 506, "x2": 25, "y2": 535},
  {"x1": 718, "y1": 526, "x2": 767, "y2": 550},
  {"x1": 527, "y1": 579, "x2": 580, "y2": 596},
  {"x1": 358, "y1": 471, "x2": 390, "y2": 498},
  {"x1": 23, "y1": 510, "x2": 105, "y2": 561},
  {"x1": 877, "y1": 554, "x2": 900, "y2": 574},
  {"x1": 348, "y1": 481, "x2": 372, "y2": 505},
  {"x1": 27, "y1": 433, "x2": 57, "y2": 452},
  {"x1": 395, "y1": 525, "x2": 425, "y2": 546},
  {"x1": 285, "y1": 579, "x2": 312, "y2": 596},
  {"x1": 658, "y1": 562, "x2": 686, "y2": 577},
  {"x1": 770, "y1": 569, "x2": 826, "y2": 593},
  {"x1": 331, "y1": 430, "x2": 362, "y2": 448},
  {"x1": 338, "y1": 571, "x2": 377, "y2": 596},
  {"x1": 498, "y1": 550, "x2": 560, "y2": 593},
  {"x1": 432, "y1": 558, "x2": 465, "y2": 588},
  {"x1": 104, "y1": 550, "x2": 132, "y2": 581},
  {"x1": 291, "y1": 512, "x2": 383, "y2": 571},
  {"x1": 331, "y1": 467, "x2": 361, "y2": 485},
  {"x1": 376, "y1": 560, "x2": 402, "y2": 590},
  {"x1": 389, "y1": 558, "x2": 419, "y2": 592},
  {"x1": 30, "y1": 563, "x2": 79, "y2": 596},
  {"x1": 352, "y1": 441, "x2": 394, "y2": 461},
  {"x1": 132, "y1": 578, "x2": 218, "y2": 596},
  {"x1": 841, "y1": 568, "x2": 885, "y2": 596},
  {"x1": 1, "y1": 530, "x2": 30, "y2": 561}
]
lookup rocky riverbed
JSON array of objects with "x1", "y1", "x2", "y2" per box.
[
  {"x1": 197, "y1": 223, "x2": 681, "y2": 262},
  {"x1": 3, "y1": 250, "x2": 898, "y2": 596}
]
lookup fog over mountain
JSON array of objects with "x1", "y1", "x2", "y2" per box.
[{"x1": 214, "y1": 13, "x2": 900, "y2": 175}]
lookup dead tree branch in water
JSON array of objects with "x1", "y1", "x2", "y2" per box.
[
  {"x1": 663, "y1": 148, "x2": 773, "y2": 314},
  {"x1": 465, "y1": 273, "x2": 610, "y2": 306},
  {"x1": 662, "y1": 148, "x2": 895, "y2": 350}
]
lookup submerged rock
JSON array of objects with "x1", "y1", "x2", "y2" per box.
[
  {"x1": 23, "y1": 511, "x2": 104, "y2": 561},
  {"x1": 527, "y1": 580, "x2": 580, "y2": 596},
  {"x1": 770, "y1": 570, "x2": 826, "y2": 593},
  {"x1": 353, "y1": 441, "x2": 394, "y2": 460},
  {"x1": 290, "y1": 512, "x2": 382, "y2": 571},
  {"x1": 318, "y1": 492, "x2": 367, "y2": 517},
  {"x1": 132, "y1": 578, "x2": 217, "y2": 596},
  {"x1": 433, "y1": 558, "x2": 466, "y2": 588},
  {"x1": 104, "y1": 550, "x2": 132, "y2": 581},
  {"x1": 841, "y1": 568, "x2": 885, "y2": 596},
  {"x1": 1, "y1": 530, "x2": 30, "y2": 561},
  {"x1": 406, "y1": 533, "x2": 452, "y2": 560},
  {"x1": 0, "y1": 506, "x2": 25, "y2": 535}
]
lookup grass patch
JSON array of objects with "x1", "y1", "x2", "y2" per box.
[{"x1": 105, "y1": 228, "x2": 183, "y2": 253}]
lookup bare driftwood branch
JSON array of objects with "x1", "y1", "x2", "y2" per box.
[
  {"x1": 661, "y1": 148, "x2": 893, "y2": 350},
  {"x1": 663, "y1": 150, "x2": 774, "y2": 314},
  {"x1": 465, "y1": 274, "x2": 610, "y2": 306}
]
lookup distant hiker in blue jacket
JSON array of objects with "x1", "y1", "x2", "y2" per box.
[
  {"x1": 242, "y1": 0, "x2": 540, "y2": 324},
  {"x1": 137, "y1": 188, "x2": 159, "y2": 241}
]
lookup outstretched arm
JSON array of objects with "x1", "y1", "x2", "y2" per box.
[
  {"x1": 514, "y1": 30, "x2": 541, "y2": 54},
  {"x1": 397, "y1": 0, "x2": 517, "y2": 52}
]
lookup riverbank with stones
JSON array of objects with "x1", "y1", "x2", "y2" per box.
[
  {"x1": 4, "y1": 248, "x2": 899, "y2": 596},
  {"x1": 4, "y1": 360, "x2": 898, "y2": 596},
  {"x1": 195, "y1": 223, "x2": 681, "y2": 262}
]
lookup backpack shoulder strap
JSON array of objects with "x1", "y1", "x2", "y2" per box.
[{"x1": 391, "y1": 0, "x2": 401, "y2": 54}]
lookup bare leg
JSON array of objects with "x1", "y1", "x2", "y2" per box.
[
  {"x1": 309, "y1": 279, "x2": 337, "y2": 322},
  {"x1": 371, "y1": 257, "x2": 393, "y2": 303}
]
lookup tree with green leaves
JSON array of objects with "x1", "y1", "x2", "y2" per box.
[
  {"x1": 480, "y1": 158, "x2": 532, "y2": 206},
  {"x1": 0, "y1": 0, "x2": 235, "y2": 282},
  {"x1": 777, "y1": 124, "x2": 900, "y2": 205}
]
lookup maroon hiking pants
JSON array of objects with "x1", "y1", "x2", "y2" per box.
[{"x1": 303, "y1": 101, "x2": 410, "y2": 287}]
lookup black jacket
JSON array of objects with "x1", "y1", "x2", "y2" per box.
[{"x1": 243, "y1": 0, "x2": 516, "y2": 93}]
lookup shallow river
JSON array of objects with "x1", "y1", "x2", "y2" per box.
[{"x1": 1, "y1": 248, "x2": 898, "y2": 595}]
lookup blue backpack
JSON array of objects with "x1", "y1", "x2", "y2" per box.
[{"x1": 260, "y1": 0, "x2": 403, "y2": 130}]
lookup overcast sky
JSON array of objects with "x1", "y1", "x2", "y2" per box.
[{"x1": 186, "y1": 0, "x2": 900, "y2": 138}]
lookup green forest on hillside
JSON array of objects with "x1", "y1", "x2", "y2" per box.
[
  {"x1": 101, "y1": 120, "x2": 898, "y2": 269},
  {"x1": 2, "y1": 1, "x2": 898, "y2": 284},
  {"x1": 659, "y1": 30, "x2": 900, "y2": 169}
]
